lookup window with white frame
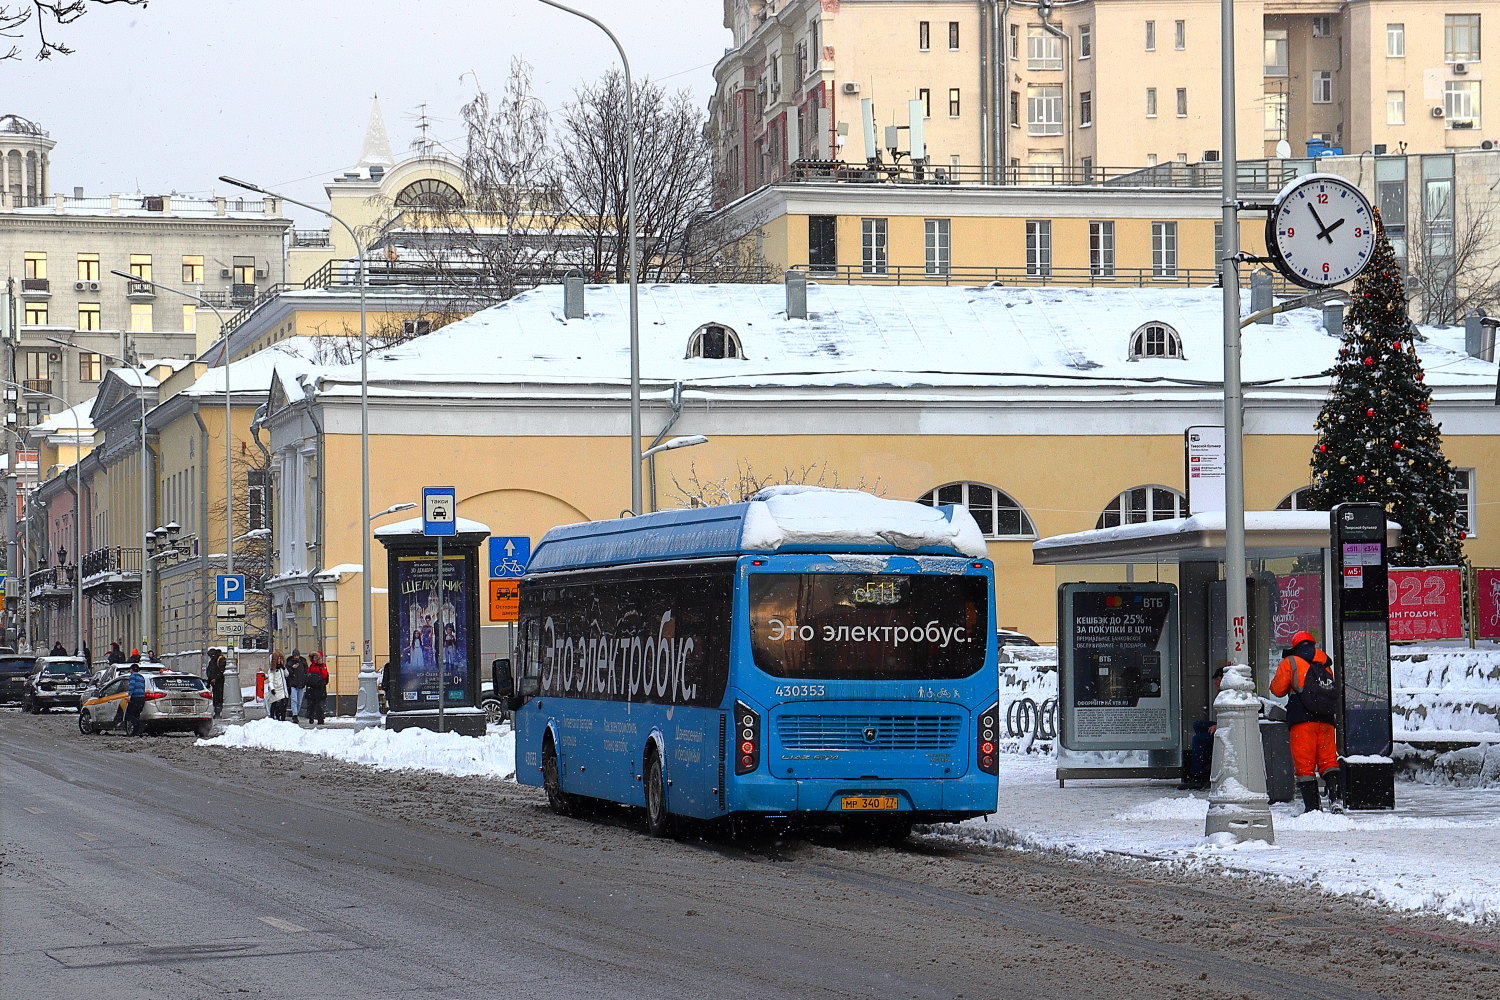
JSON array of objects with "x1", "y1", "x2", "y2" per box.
[
  {"x1": 1276, "y1": 486, "x2": 1317, "y2": 510},
  {"x1": 1151, "y1": 222, "x2": 1178, "y2": 276},
  {"x1": 1177, "y1": 88, "x2": 1188, "y2": 116},
  {"x1": 1456, "y1": 468, "x2": 1477, "y2": 535},
  {"x1": 925, "y1": 219, "x2": 951, "y2": 276},
  {"x1": 1387, "y1": 90, "x2": 1406, "y2": 124},
  {"x1": 1028, "y1": 85, "x2": 1063, "y2": 134},
  {"x1": 1312, "y1": 16, "x2": 1332, "y2": 38},
  {"x1": 1264, "y1": 28, "x2": 1288, "y2": 76},
  {"x1": 949, "y1": 21, "x2": 960, "y2": 49},
  {"x1": 919, "y1": 20, "x2": 930, "y2": 50},
  {"x1": 920, "y1": 482, "x2": 1036, "y2": 538},
  {"x1": 687, "y1": 322, "x2": 745, "y2": 359},
  {"x1": 1079, "y1": 23, "x2": 1092, "y2": 58},
  {"x1": 1314, "y1": 71, "x2": 1333, "y2": 103},
  {"x1": 1080, "y1": 90, "x2": 1093, "y2": 126},
  {"x1": 1175, "y1": 19, "x2": 1185, "y2": 49},
  {"x1": 1387, "y1": 23, "x2": 1405, "y2": 57},
  {"x1": 1445, "y1": 14, "x2": 1480, "y2": 62},
  {"x1": 1096, "y1": 486, "x2": 1185, "y2": 528},
  {"x1": 1026, "y1": 220, "x2": 1052, "y2": 276},
  {"x1": 862, "y1": 218, "x2": 888, "y2": 274},
  {"x1": 949, "y1": 88, "x2": 961, "y2": 116},
  {"x1": 1089, "y1": 221, "x2": 1115, "y2": 277},
  {"x1": 1028, "y1": 24, "x2": 1062, "y2": 69},
  {"x1": 1145, "y1": 19, "x2": 1156, "y2": 50},
  {"x1": 1146, "y1": 87, "x2": 1158, "y2": 117},
  {"x1": 1129, "y1": 320, "x2": 1184, "y2": 359},
  {"x1": 1445, "y1": 81, "x2": 1481, "y2": 127}
]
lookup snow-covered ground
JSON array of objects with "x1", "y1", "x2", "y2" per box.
[{"x1": 202, "y1": 641, "x2": 1500, "y2": 928}]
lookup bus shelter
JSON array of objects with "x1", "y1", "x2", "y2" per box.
[{"x1": 1032, "y1": 510, "x2": 1400, "y2": 790}]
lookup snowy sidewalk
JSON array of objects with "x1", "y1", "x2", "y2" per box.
[{"x1": 946, "y1": 752, "x2": 1500, "y2": 926}]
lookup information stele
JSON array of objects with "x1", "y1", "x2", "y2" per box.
[{"x1": 489, "y1": 579, "x2": 519, "y2": 623}]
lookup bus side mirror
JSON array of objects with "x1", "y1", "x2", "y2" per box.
[{"x1": 491, "y1": 658, "x2": 514, "y2": 698}]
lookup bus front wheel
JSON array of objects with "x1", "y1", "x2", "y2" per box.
[
  {"x1": 644, "y1": 748, "x2": 674, "y2": 838},
  {"x1": 542, "y1": 738, "x2": 578, "y2": 817}
]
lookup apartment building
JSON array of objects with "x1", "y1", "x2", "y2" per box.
[
  {"x1": 1, "y1": 116, "x2": 290, "y2": 421},
  {"x1": 712, "y1": 0, "x2": 1500, "y2": 202}
]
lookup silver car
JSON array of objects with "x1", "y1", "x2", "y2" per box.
[
  {"x1": 23, "y1": 657, "x2": 91, "y2": 713},
  {"x1": 78, "y1": 671, "x2": 214, "y2": 737}
]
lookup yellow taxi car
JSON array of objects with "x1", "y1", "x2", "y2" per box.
[{"x1": 78, "y1": 668, "x2": 214, "y2": 738}]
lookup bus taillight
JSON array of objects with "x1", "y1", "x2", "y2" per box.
[
  {"x1": 977, "y1": 702, "x2": 1000, "y2": 775},
  {"x1": 734, "y1": 700, "x2": 761, "y2": 774}
]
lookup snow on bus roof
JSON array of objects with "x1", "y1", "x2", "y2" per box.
[{"x1": 742, "y1": 486, "x2": 988, "y2": 558}]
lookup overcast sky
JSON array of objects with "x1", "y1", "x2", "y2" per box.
[{"x1": 4, "y1": 0, "x2": 730, "y2": 225}]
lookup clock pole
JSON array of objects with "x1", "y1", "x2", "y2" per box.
[{"x1": 1206, "y1": 0, "x2": 1276, "y2": 844}]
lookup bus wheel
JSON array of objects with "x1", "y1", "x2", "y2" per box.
[
  {"x1": 542, "y1": 738, "x2": 577, "y2": 817},
  {"x1": 644, "y1": 748, "x2": 674, "y2": 838}
]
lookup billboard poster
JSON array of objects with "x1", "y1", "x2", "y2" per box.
[
  {"x1": 1479, "y1": 569, "x2": 1500, "y2": 641},
  {"x1": 1272, "y1": 573, "x2": 1324, "y2": 649},
  {"x1": 1387, "y1": 567, "x2": 1464, "y2": 642},
  {"x1": 393, "y1": 552, "x2": 471, "y2": 709},
  {"x1": 1058, "y1": 583, "x2": 1179, "y2": 751},
  {"x1": 1184, "y1": 425, "x2": 1225, "y2": 515}
]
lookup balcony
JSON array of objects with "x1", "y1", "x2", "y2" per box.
[
  {"x1": 20, "y1": 277, "x2": 50, "y2": 296},
  {"x1": 81, "y1": 545, "x2": 143, "y2": 605},
  {"x1": 29, "y1": 564, "x2": 75, "y2": 603},
  {"x1": 125, "y1": 280, "x2": 155, "y2": 300},
  {"x1": 22, "y1": 378, "x2": 52, "y2": 394}
]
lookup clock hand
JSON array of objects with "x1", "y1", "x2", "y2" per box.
[
  {"x1": 1319, "y1": 217, "x2": 1346, "y2": 242},
  {"x1": 1307, "y1": 203, "x2": 1342, "y2": 244},
  {"x1": 1307, "y1": 202, "x2": 1329, "y2": 233}
]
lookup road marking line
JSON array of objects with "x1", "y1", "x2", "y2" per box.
[
  {"x1": 76, "y1": 832, "x2": 100, "y2": 842},
  {"x1": 23, "y1": 807, "x2": 44, "y2": 814},
  {"x1": 257, "y1": 916, "x2": 308, "y2": 934}
]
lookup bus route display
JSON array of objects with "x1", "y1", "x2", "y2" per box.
[{"x1": 1059, "y1": 583, "x2": 1180, "y2": 751}]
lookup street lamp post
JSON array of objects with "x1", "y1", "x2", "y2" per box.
[
  {"x1": 642, "y1": 435, "x2": 707, "y2": 512},
  {"x1": 536, "y1": 0, "x2": 643, "y2": 515},
  {"x1": 3, "y1": 379, "x2": 84, "y2": 657},
  {"x1": 109, "y1": 270, "x2": 244, "y2": 722},
  {"x1": 218, "y1": 175, "x2": 382, "y2": 727}
]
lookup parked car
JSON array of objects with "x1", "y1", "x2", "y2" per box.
[
  {"x1": 996, "y1": 628, "x2": 1039, "y2": 650},
  {"x1": 90, "y1": 661, "x2": 170, "y2": 691},
  {"x1": 0, "y1": 654, "x2": 35, "y2": 704},
  {"x1": 23, "y1": 657, "x2": 91, "y2": 712},
  {"x1": 78, "y1": 671, "x2": 214, "y2": 737}
]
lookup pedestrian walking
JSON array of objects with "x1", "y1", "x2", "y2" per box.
[
  {"x1": 304, "y1": 651, "x2": 329, "y2": 726},
  {"x1": 123, "y1": 665, "x2": 147, "y2": 737},
  {"x1": 379, "y1": 659, "x2": 397, "y2": 714},
  {"x1": 106, "y1": 641, "x2": 126, "y2": 665},
  {"x1": 205, "y1": 647, "x2": 227, "y2": 717},
  {"x1": 49, "y1": 640, "x2": 67, "y2": 656},
  {"x1": 286, "y1": 648, "x2": 308, "y2": 722},
  {"x1": 264, "y1": 655, "x2": 291, "y2": 721},
  {"x1": 1270, "y1": 630, "x2": 1341, "y2": 812}
]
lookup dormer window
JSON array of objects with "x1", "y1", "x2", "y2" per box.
[
  {"x1": 687, "y1": 323, "x2": 744, "y2": 360},
  {"x1": 1128, "y1": 321, "x2": 1184, "y2": 360}
]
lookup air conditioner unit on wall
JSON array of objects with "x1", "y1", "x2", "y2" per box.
[
  {"x1": 88, "y1": 281, "x2": 99, "y2": 291},
  {"x1": 220, "y1": 267, "x2": 232, "y2": 278},
  {"x1": 255, "y1": 268, "x2": 268, "y2": 279},
  {"x1": 842, "y1": 81, "x2": 860, "y2": 95},
  {"x1": 47, "y1": 351, "x2": 60, "y2": 363},
  {"x1": 1454, "y1": 62, "x2": 1469, "y2": 74},
  {"x1": 74, "y1": 281, "x2": 85, "y2": 291},
  {"x1": 1432, "y1": 106, "x2": 1446, "y2": 118}
]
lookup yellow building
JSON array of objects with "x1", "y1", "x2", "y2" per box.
[{"x1": 257, "y1": 279, "x2": 1499, "y2": 710}]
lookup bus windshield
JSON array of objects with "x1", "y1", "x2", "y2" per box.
[{"x1": 748, "y1": 573, "x2": 988, "y2": 681}]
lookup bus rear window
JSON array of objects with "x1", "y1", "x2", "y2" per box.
[{"x1": 748, "y1": 573, "x2": 988, "y2": 680}]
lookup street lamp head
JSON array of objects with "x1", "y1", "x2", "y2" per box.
[
  {"x1": 642, "y1": 434, "x2": 708, "y2": 460},
  {"x1": 219, "y1": 175, "x2": 265, "y2": 194},
  {"x1": 164, "y1": 522, "x2": 181, "y2": 535}
]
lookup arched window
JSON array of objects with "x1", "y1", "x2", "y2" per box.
[
  {"x1": 686, "y1": 323, "x2": 745, "y2": 360},
  {"x1": 1096, "y1": 485, "x2": 1186, "y2": 529},
  {"x1": 1276, "y1": 486, "x2": 1318, "y2": 510},
  {"x1": 393, "y1": 178, "x2": 461, "y2": 209},
  {"x1": 920, "y1": 482, "x2": 1036, "y2": 539},
  {"x1": 1128, "y1": 321, "x2": 1184, "y2": 360}
]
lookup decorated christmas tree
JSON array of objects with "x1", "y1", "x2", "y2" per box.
[{"x1": 1303, "y1": 210, "x2": 1465, "y2": 565}]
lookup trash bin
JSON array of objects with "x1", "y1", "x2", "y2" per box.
[
  {"x1": 1260, "y1": 719, "x2": 1295, "y2": 803},
  {"x1": 255, "y1": 670, "x2": 265, "y2": 700}
]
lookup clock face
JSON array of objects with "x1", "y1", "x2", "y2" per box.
[{"x1": 1266, "y1": 176, "x2": 1376, "y2": 289}]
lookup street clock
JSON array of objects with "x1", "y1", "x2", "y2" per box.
[{"x1": 1265, "y1": 174, "x2": 1376, "y2": 289}]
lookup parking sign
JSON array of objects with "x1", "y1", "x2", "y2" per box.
[{"x1": 215, "y1": 574, "x2": 245, "y2": 603}]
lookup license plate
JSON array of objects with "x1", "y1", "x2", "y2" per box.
[{"x1": 840, "y1": 795, "x2": 899, "y2": 811}]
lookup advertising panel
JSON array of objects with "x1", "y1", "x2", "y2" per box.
[
  {"x1": 1479, "y1": 569, "x2": 1500, "y2": 641},
  {"x1": 1271, "y1": 573, "x2": 1324, "y2": 649},
  {"x1": 393, "y1": 551, "x2": 471, "y2": 710},
  {"x1": 1387, "y1": 567, "x2": 1464, "y2": 642},
  {"x1": 1058, "y1": 583, "x2": 1179, "y2": 751}
]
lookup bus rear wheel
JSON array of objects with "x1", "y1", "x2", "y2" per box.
[
  {"x1": 542, "y1": 738, "x2": 578, "y2": 817},
  {"x1": 643, "y1": 749, "x2": 674, "y2": 838}
]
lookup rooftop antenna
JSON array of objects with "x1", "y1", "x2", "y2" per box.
[{"x1": 412, "y1": 103, "x2": 435, "y2": 156}]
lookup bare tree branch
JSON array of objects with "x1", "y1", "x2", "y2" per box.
[
  {"x1": 1, "y1": 0, "x2": 147, "y2": 61},
  {"x1": 669, "y1": 461, "x2": 884, "y2": 507},
  {"x1": 1404, "y1": 194, "x2": 1500, "y2": 324}
]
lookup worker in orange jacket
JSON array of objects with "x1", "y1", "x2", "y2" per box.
[{"x1": 1270, "y1": 630, "x2": 1340, "y2": 812}]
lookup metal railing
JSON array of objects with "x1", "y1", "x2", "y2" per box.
[
  {"x1": 767, "y1": 158, "x2": 1303, "y2": 194},
  {"x1": 28, "y1": 565, "x2": 74, "y2": 592},
  {"x1": 291, "y1": 229, "x2": 332, "y2": 247},
  {"x1": 81, "y1": 546, "x2": 142, "y2": 580},
  {"x1": 796, "y1": 262, "x2": 1301, "y2": 294}
]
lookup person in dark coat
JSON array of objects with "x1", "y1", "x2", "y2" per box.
[
  {"x1": 304, "y1": 652, "x2": 329, "y2": 727},
  {"x1": 379, "y1": 659, "x2": 397, "y2": 714},
  {"x1": 124, "y1": 665, "x2": 147, "y2": 737},
  {"x1": 205, "y1": 648, "x2": 227, "y2": 717},
  {"x1": 106, "y1": 642, "x2": 127, "y2": 665},
  {"x1": 50, "y1": 641, "x2": 68, "y2": 656},
  {"x1": 286, "y1": 649, "x2": 309, "y2": 722}
]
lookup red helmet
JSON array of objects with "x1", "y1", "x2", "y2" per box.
[{"x1": 1291, "y1": 631, "x2": 1316, "y2": 646}]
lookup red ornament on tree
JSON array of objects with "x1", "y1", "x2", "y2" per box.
[
  {"x1": 1363, "y1": 357, "x2": 1374, "y2": 365},
  {"x1": 1393, "y1": 441, "x2": 1402, "y2": 449},
  {"x1": 1366, "y1": 408, "x2": 1375, "y2": 417},
  {"x1": 1317, "y1": 444, "x2": 1327, "y2": 452},
  {"x1": 1393, "y1": 341, "x2": 1402, "y2": 350},
  {"x1": 1417, "y1": 373, "x2": 1425, "y2": 381},
  {"x1": 1419, "y1": 403, "x2": 1428, "y2": 411},
  {"x1": 1356, "y1": 475, "x2": 1366, "y2": 483}
]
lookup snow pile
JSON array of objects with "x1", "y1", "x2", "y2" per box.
[
  {"x1": 1392, "y1": 647, "x2": 1500, "y2": 741},
  {"x1": 740, "y1": 486, "x2": 988, "y2": 557},
  {"x1": 200, "y1": 717, "x2": 515, "y2": 778}
]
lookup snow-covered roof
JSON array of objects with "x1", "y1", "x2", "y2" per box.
[
  {"x1": 303, "y1": 283, "x2": 1496, "y2": 399},
  {"x1": 743, "y1": 486, "x2": 987, "y2": 556},
  {"x1": 31, "y1": 399, "x2": 96, "y2": 434},
  {"x1": 180, "y1": 339, "x2": 328, "y2": 400},
  {"x1": 373, "y1": 516, "x2": 492, "y2": 537}
]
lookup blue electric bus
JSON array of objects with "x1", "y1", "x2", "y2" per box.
[{"x1": 512, "y1": 488, "x2": 1000, "y2": 839}]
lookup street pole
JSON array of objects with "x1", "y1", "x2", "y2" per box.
[
  {"x1": 110, "y1": 270, "x2": 242, "y2": 722},
  {"x1": 1206, "y1": 0, "x2": 1274, "y2": 844},
  {"x1": 536, "y1": 0, "x2": 642, "y2": 514},
  {"x1": 220, "y1": 176, "x2": 377, "y2": 726}
]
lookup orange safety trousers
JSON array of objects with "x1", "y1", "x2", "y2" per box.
[{"x1": 1289, "y1": 720, "x2": 1338, "y2": 778}]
